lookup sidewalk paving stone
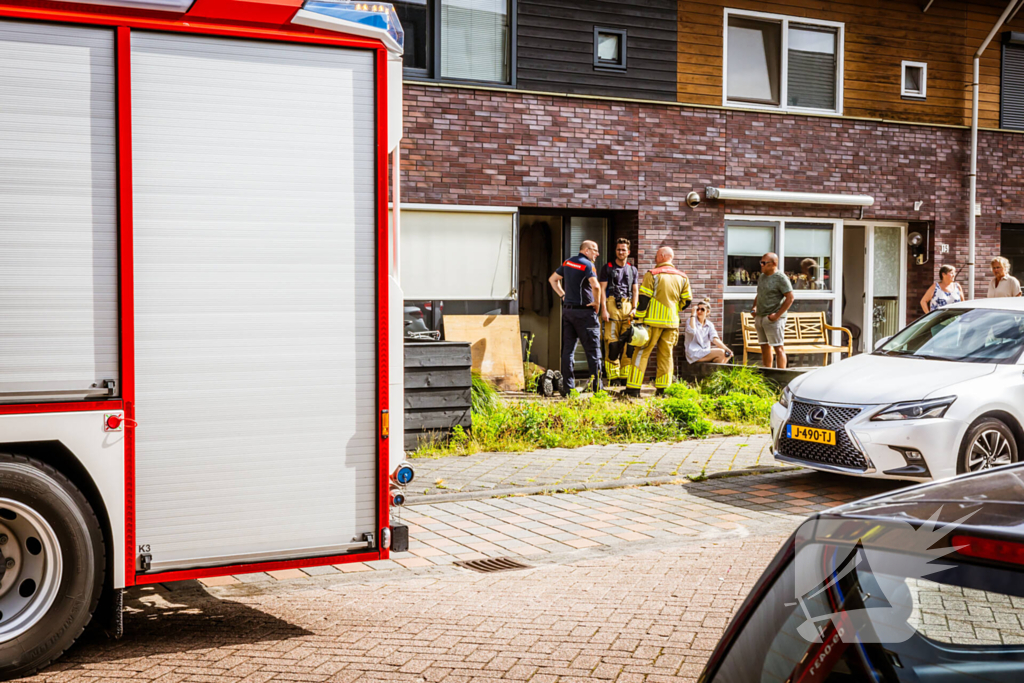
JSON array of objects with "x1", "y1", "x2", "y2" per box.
[{"x1": 409, "y1": 434, "x2": 775, "y2": 500}]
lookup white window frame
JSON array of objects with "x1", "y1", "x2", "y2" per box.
[
  {"x1": 723, "y1": 215, "x2": 844, "y2": 356},
  {"x1": 901, "y1": 60, "x2": 927, "y2": 99},
  {"x1": 722, "y1": 8, "x2": 845, "y2": 115}
]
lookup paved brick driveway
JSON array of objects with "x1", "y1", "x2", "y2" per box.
[
  {"x1": 409, "y1": 435, "x2": 776, "y2": 500},
  {"x1": 27, "y1": 471, "x2": 907, "y2": 683}
]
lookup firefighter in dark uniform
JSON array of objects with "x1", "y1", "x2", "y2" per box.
[{"x1": 548, "y1": 240, "x2": 603, "y2": 394}]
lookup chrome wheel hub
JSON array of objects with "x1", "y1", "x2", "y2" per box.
[
  {"x1": 967, "y1": 430, "x2": 1014, "y2": 472},
  {"x1": 0, "y1": 499, "x2": 62, "y2": 643}
]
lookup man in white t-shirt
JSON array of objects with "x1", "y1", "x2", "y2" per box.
[{"x1": 988, "y1": 257, "x2": 1022, "y2": 298}]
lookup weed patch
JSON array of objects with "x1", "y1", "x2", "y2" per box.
[
  {"x1": 412, "y1": 369, "x2": 778, "y2": 458},
  {"x1": 698, "y1": 366, "x2": 778, "y2": 400}
]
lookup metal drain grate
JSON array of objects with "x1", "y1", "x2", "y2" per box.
[{"x1": 454, "y1": 557, "x2": 532, "y2": 573}]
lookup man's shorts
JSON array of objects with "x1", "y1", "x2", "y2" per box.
[{"x1": 754, "y1": 314, "x2": 786, "y2": 347}]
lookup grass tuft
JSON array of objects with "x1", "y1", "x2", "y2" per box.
[
  {"x1": 698, "y1": 366, "x2": 778, "y2": 400},
  {"x1": 471, "y1": 372, "x2": 500, "y2": 415}
]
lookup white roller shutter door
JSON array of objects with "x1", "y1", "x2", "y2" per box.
[
  {"x1": 131, "y1": 32, "x2": 378, "y2": 571},
  {"x1": 0, "y1": 20, "x2": 119, "y2": 402}
]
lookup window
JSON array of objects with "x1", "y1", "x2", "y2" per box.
[
  {"x1": 594, "y1": 27, "x2": 626, "y2": 70},
  {"x1": 901, "y1": 60, "x2": 927, "y2": 99},
  {"x1": 394, "y1": 0, "x2": 430, "y2": 73},
  {"x1": 783, "y1": 223, "x2": 832, "y2": 291},
  {"x1": 1001, "y1": 32, "x2": 1024, "y2": 130},
  {"x1": 395, "y1": 205, "x2": 517, "y2": 300},
  {"x1": 724, "y1": 9, "x2": 843, "y2": 113},
  {"x1": 723, "y1": 217, "x2": 841, "y2": 366},
  {"x1": 394, "y1": 0, "x2": 511, "y2": 83},
  {"x1": 726, "y1": 221, "x2": 777, "y2": 290},
  {"x1": 442, "y1": 0, "x2": 509, "y2": 82}
]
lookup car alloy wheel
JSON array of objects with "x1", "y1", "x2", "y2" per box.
[
  {"x1": 959, "y1": 418, "x2": 1018, "y2": 475},
  {"x1": 967, "y1": 429, "x2": 1014, "y2": 471}
]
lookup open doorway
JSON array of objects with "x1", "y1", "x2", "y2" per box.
[
  {"x1": 518, "y1": 210, "x2": 628, "y2": 379},
  {"x1": 519, "y1": 215, "x2": 563, "y2": 372},
  {"x1": 844, "y1": 223, "x2": 907, "y2": 354}
]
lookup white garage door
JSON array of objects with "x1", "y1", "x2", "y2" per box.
[
  {"x1": 131, "y1": 32, "x2": 378, "y2": 572},
  {"x1": 0, "y1": 21, "x2": 118, "y2": 403}
]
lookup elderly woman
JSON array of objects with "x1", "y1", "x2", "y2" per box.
[
  {"x1": 988, "y1": 256, "x2": 1022, "y2": 298},
  {"x1": 684, "y1": 298, "x2": 734, "y2": 364},
  {"x1": 920, "y1": 264, "x2": 964, "y2": 314}
]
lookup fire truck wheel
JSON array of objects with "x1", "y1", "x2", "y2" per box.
[{"x1": 0, "y1": 453, "x2": 105, "y2": 679}]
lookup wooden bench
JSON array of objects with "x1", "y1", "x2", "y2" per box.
[{"x1": 740, "y1": 311, "x2": 852, "y2": 366}]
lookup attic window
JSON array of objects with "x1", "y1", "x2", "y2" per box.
[
  {"x1": 902, "y1": 61, "x2": 927, "y2": 99},
  {"x1": 594, "y1": 27, "x2": 626, "y2": 70}
]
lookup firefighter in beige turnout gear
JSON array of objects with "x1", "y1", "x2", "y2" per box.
[
  {"x1": 625, "y1": 246, "x2": 692, "y2": 397},
  {"x1": 599, "y1": 238, "x2": 640, "y2": 385}
]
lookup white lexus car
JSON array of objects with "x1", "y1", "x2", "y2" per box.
[{"x1": 772, "y1": 298, "x2": 1024, "y2": 481}]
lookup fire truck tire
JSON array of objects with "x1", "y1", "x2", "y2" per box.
[{"x1": 0, "y1": 453, "x2": 105, "y2": 679}]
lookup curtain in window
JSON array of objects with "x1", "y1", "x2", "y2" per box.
[
  {"x1": 395, "y1": 208, "x2": 516, "y2": 299},
  {"x1": 787, "y1": 25, "x2": 836, "y2": 110},
  {"x1": 785, "y1": 226, "x2": 832, "y2": 257},
  {"x1": 728, "y1": 224, "x2": 775, "y2": 256},
  {"x1": 441, "y1": 0, "x2": 508, "y2": 82}
]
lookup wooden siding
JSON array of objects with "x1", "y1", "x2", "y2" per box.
[
  {"x1": 517, "y1": 0, "x2": 678, "y2": 101},
  {"x1": 404, "y1": 342, "x2": 472, "y2": 451},
  {"x1": 678, "y1": 0, "x2": 1024, "y2": 127}
]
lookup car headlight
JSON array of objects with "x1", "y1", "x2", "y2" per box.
[
  {"x1": 871, "y1": 396, "x2": 956, "y2": 421},
  {"x1": 779, "y1": 385, "x2": 793, "y2": 409}
]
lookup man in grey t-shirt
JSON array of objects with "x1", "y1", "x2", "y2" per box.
[{"x1": 752, "y1": 252, "x2": 795, "y2": 369}]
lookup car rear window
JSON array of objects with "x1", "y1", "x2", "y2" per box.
[{"x1": 708, "y1": 532, "x2": 1024, "y2": 682}]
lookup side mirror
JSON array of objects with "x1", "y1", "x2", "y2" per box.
[{"x1": 873, "y1": 335, "x2": 892, "y2": 351}]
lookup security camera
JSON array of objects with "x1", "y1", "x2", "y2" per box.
[{"x1": 685, "y1": 191, "x2": 701, "y2": 209}]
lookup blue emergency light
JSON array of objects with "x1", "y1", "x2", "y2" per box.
[{"x1": 294, "y1": 1, "x2": 404, "y2": 53}]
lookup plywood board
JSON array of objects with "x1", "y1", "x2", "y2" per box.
[{"x1": 443, "y1": 315, "x2": 526, "y2": 392}]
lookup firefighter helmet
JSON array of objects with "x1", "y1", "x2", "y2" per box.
[{"x1": 628, "y1": 324, "x2": 650, "y2": 348}]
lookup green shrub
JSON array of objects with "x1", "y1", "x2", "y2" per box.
[
  {"x1": 699, "y1": 366, "x2": 777, "y2": 400},
  {"x1": 662, "y1": 382, "x2": 701, "y2": 401},
  {"x1": 701, "y1": 392, "x2": 774, "y2": 427},
  {"x1": 660, "y1": 397, "x2": 712, "y2": 437},
  {"x1": 687, "y1": 416, "x2": 714, "y2": 438}
]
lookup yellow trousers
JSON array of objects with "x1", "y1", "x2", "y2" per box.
[
  {"x1": 603, "y1": 296, "x2": 633, "y2": 380},
  {"x1": 626, "y1": 326, "x2": 679, "y2": 389}
]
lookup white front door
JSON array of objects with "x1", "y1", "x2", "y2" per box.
[{"x1": 862, "y1": 224, "x2": 908, "y2": 353}]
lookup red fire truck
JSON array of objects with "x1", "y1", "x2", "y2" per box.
[{"x1": 0, "y1": 0, "x2": 410, "y2": 675}]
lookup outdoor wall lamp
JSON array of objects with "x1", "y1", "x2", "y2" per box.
[{"x1": 908, "y1": 227, "x2": 931, "y2": 266}]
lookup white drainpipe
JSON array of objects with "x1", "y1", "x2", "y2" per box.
[{"x1": 970, "y1": 0, "x2": 1022, "y2": 299}]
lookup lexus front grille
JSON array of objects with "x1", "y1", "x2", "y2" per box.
[{"x1": 778, "y1": 401, "x2": 868, "y2": 471}]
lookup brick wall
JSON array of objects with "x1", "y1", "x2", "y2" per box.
[{"x1": 401, "y1": 83, "x2": 1024, "y2": 361}]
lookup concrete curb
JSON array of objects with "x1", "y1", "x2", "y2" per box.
[{"x1": 406, "y1": 465, "x2": 801, "y2": 505}]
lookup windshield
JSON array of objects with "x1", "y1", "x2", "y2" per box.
[
  {"x1": 877, "y1": 307, "x2": 1024, "y2": 364},
  {"x1": 708, "y1": 533, "x2": 1024, "y2": 682}
]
